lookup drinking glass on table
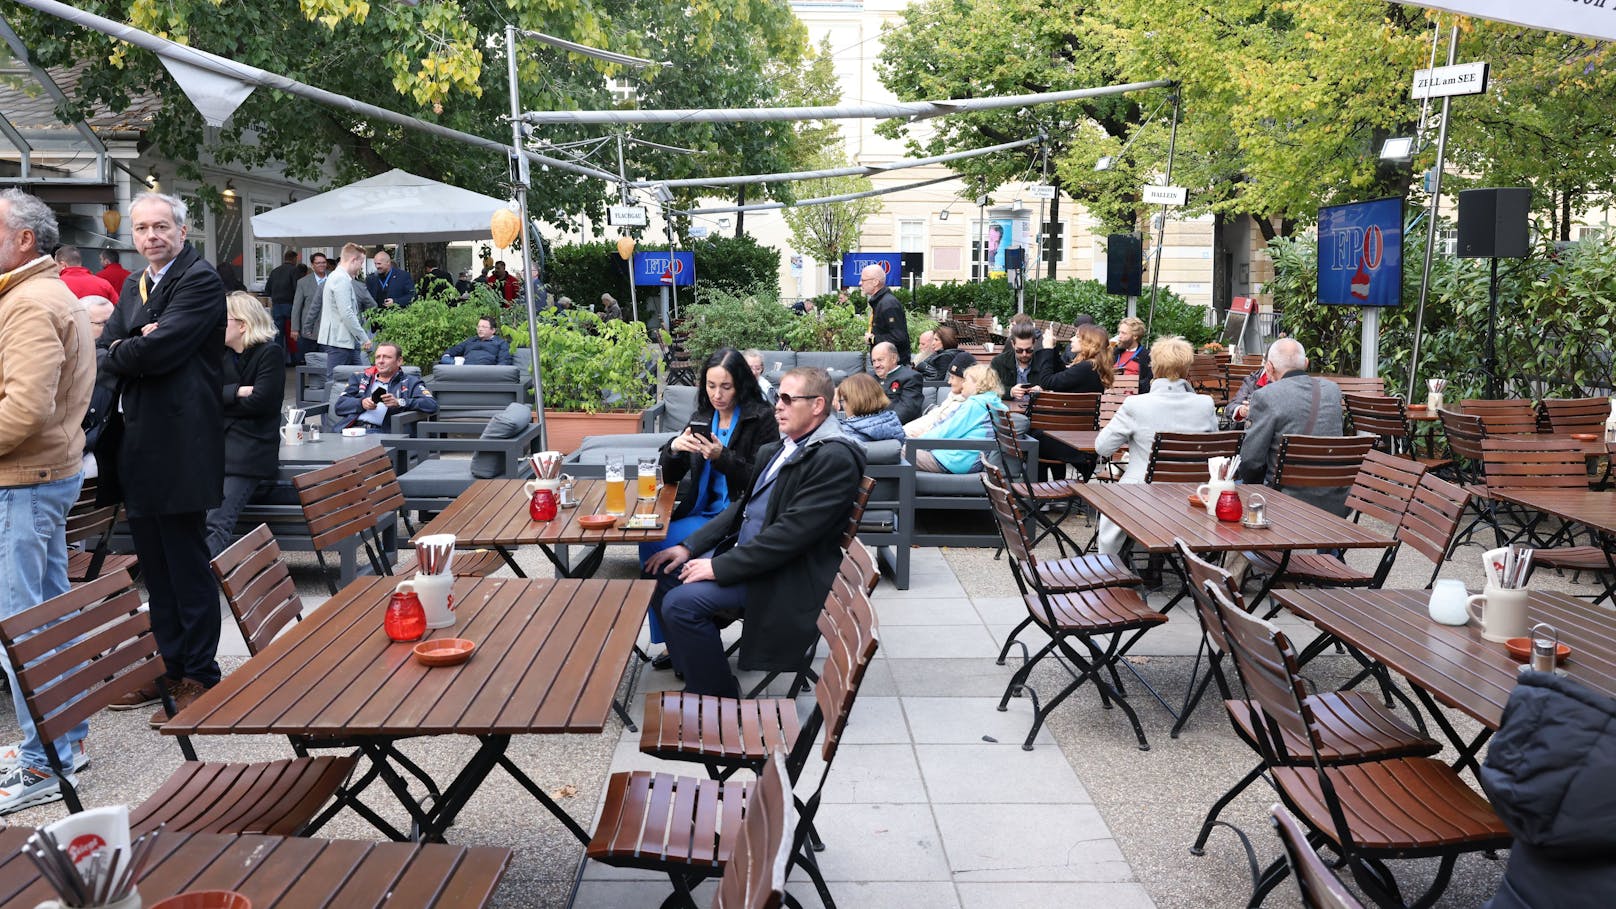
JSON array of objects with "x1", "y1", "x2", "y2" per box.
[
  {"x1": 603, "y1": 453, "x2": 627, "y2": 516},
  {"x1": 637, "y1": 455, "x2": 662, "y2": 501}
]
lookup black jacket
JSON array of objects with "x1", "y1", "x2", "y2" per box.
[
  {"x1": 867, "y1": 287, "x2": 910, "y2": 363},
  {"x1": 682, "y1": 418, "x2": 866, "y2": 671},
  {"x1": 81, "y1": 347, "x2": 118, "y2": 455},
  {"x1": 660, "y1": 398, "x2": 777, "y2": 522},
  {"x1": 990, "y1": 348, "x2": 1059, "y2": 394},
  {"x1": 221, "y1": 341, "x2": 286, "y2": 479},
  {"x1": 100, "y1": 244, "x2": 226, "y2": 515},
  {"x1": 264, "y1": 262, "x2": 300, "y2": 308},
  {"x1": 1481, "y1": 672, "x2": 1616, "y2": 909},
  {"x1": 877, "y1": 364, "x2": 924, "y2": 423},
  {"x1": 1043, "y1": 358, "x2": 1106, "y2": 394}
]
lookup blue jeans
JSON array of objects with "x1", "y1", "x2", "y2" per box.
[{"x1": 0, "y1": 473, "x2": 89, "y2": 774}]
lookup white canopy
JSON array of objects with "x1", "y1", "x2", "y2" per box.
[
  {"x1": 249, "y1": 169, "x2": 511, "y2": 245},
  {"x1": 1392, "y1": 2, "x2": 1616, "y2": 42}
]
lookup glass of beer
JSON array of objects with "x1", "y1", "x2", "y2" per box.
[
  {"x1": 603, "y1": 453, "x2": 627, "y2": 516},
  {"x1": 637, "y1": 456, "x2": 661, "y2": 500}
]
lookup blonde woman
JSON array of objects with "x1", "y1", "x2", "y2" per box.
[
  {"x1": 204, "y1": 292, "x2": 286, "y2": 556},
  {"x1": 914, "y1": 363, "x2": 1006, "y2": 473}
]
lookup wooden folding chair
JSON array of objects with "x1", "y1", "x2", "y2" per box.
[
  {"x1": 1024, "y1": 390, "x2": 1101, "y2": 481},
  {"x1": 592, "y1": 571, "x2": 881, "y2": 909},
  {"x1": 1539, "y1": 396, "x2": 1608, "y2": 435},
  {"x1": 1189, "y1": 355, "x2": 1228, "y2": 406},
  {"x1": 1461, "y1": 398, "x2": 1542, "y2": 435},
  {"x1": 0, "y1": 569, "x2": 355, "y2": 835},
  {"x1": 1215, "y1": 587, "x2": 1510, "y2": 909},
  {"x1": 988, "y1": 408, "x2": 1083, "y2": 555},
  {"x1": 1321, "y1": 375, "x2": 1385, "y2": 398},
  {"x1": 64, "y1": 478, "x2": 137, "y2": 584},
  {"x1": 1270, "y1": 433, "x2": 1377, "y2": 509},
  {"x1": 1342, "y1": 393, "x2": 1451, "y2": 472},
  {"x1": 1436, "y1": 407, "x2": 1505, "y2": 547},
  {"x1": 712, "y1": 750, "x2": 799, "y2": 909},
  {"x1": 1271, "y1": 804, "x2": 1365, "y2": 909},
  {"x1": 983, "y1": 474, "x2": 1163, "y2": 751},
  {"x1": 1143, "y1": 431, "x2": 1244, "y2": 483},
  {"x1": 1480, "y1": 437, "x2": 1616, "y2": 602},
  {"x1": 1178, "y1": 542, "x2": 1438, "y2": 856}
]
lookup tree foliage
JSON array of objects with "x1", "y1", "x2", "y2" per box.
[{"x1": 780, "y1": 150, "x2": 883, "y2": 275}]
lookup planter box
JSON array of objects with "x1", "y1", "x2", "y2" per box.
[{"x1": 541, "y1": 409, "x2": 645, "y2": 455}]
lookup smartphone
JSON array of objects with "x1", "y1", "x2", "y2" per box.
[
  {"x1": 370, "y1": 386, "x2": 387, "y2": 403},
  {"x1": 687, "y1": 421, "x2": 715, "y2": 441}
]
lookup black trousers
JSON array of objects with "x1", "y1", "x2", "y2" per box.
[{"x1": 127, "y1": 511, "x2": 221, "y2": 686}]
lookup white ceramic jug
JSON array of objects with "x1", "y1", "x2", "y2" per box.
[{"x1": 1195, "y1": 457, "x2": 1233, "y2": 516}]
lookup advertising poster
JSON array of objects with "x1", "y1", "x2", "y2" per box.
[{"x1": 1317, "y1": 198, "x2": 1402, "y2": 307}]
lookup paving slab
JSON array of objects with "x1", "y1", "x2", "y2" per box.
[
  {"x1": 916, "y1": 743, "x2": 1090, "y2": 803},
  {"x1": 933, "y1": 803, "x2": 1136, "y2": 883}
]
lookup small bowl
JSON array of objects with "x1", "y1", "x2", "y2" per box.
[
  {"x1": 1570, "y1": 432, "x2": 1599, "y2": 442},
  {"x1": 1503, "y1": 637, "x2": 1571, "y2": 665},
  {"x1": 1188, "y1": 494, "x2": 1205, "y2": 509},
  {"x1": 577, "y1": 513, "x2": 618, "y2": 531},
  {"x1": 413, "y1": 638, "x2": 475, "y2": 667},
  {"x1": 149, "y1": 892, "x2": 252, "y2": 909},
  {"x1": 341, "y1": 426, "x2": 367, "y2": 438},
  {"x1": 1406, "y1": 404, "x2": 1427, "y2": 411}
]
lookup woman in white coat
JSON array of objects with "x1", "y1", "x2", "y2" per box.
[{"x1": 1093, "y1": 336, "x2": 1218, "y2": 554}]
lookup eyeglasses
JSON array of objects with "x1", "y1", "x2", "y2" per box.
[
  {"x1": 775, "y1": 392, "x2": 823, "y2": 407},
  {"x1": 89, "y1": 319, "x2": 108, "y2": 327}
]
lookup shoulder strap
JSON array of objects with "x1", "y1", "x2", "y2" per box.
[{"x1": 1302, "y1": 377, "x2": 1323, "y2": 435}]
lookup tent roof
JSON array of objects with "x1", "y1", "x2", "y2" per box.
[{"x1": 250, "y1": 169, "x2": 510, "y2": 245}]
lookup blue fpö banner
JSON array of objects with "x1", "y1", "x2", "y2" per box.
[{"x1": 1318, "y1": 197, "x2": 1403, "y2": 307}]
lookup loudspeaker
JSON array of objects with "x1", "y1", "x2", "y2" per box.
[
  {"x1": 900, "y1": 252, "x2": 924, "y2": 279},
  {"x1": 1457, "y1": 188, "x2": 1530, "y2": 258},
  {"x1": 1003, "y1": 248, "x2": 1024, "y2": 271},
  {"x1": 1106, "y1": 234, "x2": 1143, "y2": 296}
]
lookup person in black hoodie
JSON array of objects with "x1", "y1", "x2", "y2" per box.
[
  {"x1": 203, "y1": 292, "x2": 285, "y2": 556},
  {"x1": 1480, "y1": 671, "x2": 1616, "y2": 909},
  {"x1": 640, "y1": 348, "x2": 777, "y2": 668}
]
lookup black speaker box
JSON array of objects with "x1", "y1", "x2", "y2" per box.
[
  {"x1": 1457, "y1": 188, "x2": 1530, "y2": 258},
  {"x1": 1106, "y1": 234, "x2": 1143, "y2": 296},
  {"x1": 900, "y1": 252, "x2": 924, "y2": 279},
  {"x1": 1003, "y1": 248, "x2": 1024, "y2": 271}
]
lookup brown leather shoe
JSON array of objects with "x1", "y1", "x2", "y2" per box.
[
  {"x1": 149, "y1": 679, "x2": 209, "y2": 730},
  {"x1": 109, "y1": 683, "x2": 162, "y2": 711}
]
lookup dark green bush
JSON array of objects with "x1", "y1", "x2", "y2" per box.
[{"x1": 543, "y1": 236, "x2": 782, "y2": 322}]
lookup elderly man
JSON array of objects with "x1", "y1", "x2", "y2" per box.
[
  {"x1": 870, "y1": 341, "x2": 923, "y2": 423},
  {"x1": 860, "y1": 263, "x2": 910, "y2": 364},
  {"x1": 645, "y1": 367, "x2": 865, "y2": 698},
  {"x1": 911, "y1": 329, "x2": 942, "y2": 380},
  {"x1": 991, "y1": 320, "x2": 1058, "y2": 400},
  {"x1": 1236, "y1": 338, "x2": 1348, "y2": 514},
  {"x1": 366, "y1": 249, "x2": 415, "y2": 309},
  {"x1": 440, "y1": 315, "x2": 513, "y2": 366},
  {"x1": 318, "y1": 243, "x2": 373, "y2": 387},
  {"x1": 601, "y1": 293, "x2": 623, "y2": 321},
  {"x1": 0, "y1": 190, "x2": 96, "y2": 813},
  {"x1": 99, "y1": 191, "x2": 226, "y2": 727},
  {"x1": 335, "y1": 342, "x2": 438, "y2": 433}
]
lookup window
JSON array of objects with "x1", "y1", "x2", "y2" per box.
[
  {"x1": 1437, "y1": 227, "x2": 1457, "y2": 257},
  {"x1": 1577, "y1": 226, "x2": 1605, "y2": 242},
  {"x1": 607, "y1": 77, "x2": 637, "y2": 105},
  {"x1": 898, "y1": 219, "x2": 925, "y2": 253},
  {"x1": 1039, "y1": 220, "x2": 1066, "y2": 265},
  {"x1": 182, "y1": 193, "x2": 207, "y2": 261},
  {"x1": 252, "y1": 202, "x2": 277, "y2": 289}
]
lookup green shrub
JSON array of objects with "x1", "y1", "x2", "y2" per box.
[
  {"x1": 543, "y1": 236, "x2": 783, "y2": 323},
  {"x1": 519, "y1": 309, "x2": 660, "y2": 413},
  {"x1": 370, "y1": 297, "x2": 502, "y2": 375}
]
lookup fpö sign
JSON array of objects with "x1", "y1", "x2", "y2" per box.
[
  {"x1": 631, "y1": 251, "x2": 695, "y2": 287},
  {"x1": 1317, "y1": 197, "x2": 1403, "y2": 308},
  {"x1": 841, "y1": 252, "x2": 901, "y2": 287}
]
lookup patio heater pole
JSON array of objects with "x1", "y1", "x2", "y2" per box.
[
  {"x1": 1406, "y1": 24, "x2": 1459, "y2": 405},
  {"x1": 616, "y1": 134, "x2": 640, "y2": 324},
  {"x1": 1144, "y1": 90, "x2": 1181, "y2": 339},
  {"x1": 507, "y1": 26, "x2": 547, "y2": 448}
]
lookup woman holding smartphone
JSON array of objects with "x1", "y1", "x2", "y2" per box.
[{"x1": 640, "y1": 347, "x2": 775, "y2": 669}]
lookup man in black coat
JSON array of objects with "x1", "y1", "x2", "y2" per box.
[
  {"x1": 263, "y1": 249, "x2": 300, "y2": 363},
  {"x1": 991, "y1": 321, "x2": 1059, "y2": 402},
  {"x1": 99, "y1": 192, "x2": 227, "y2": 722},
  {"x1": 860, "y1": 263, "x2": 910, "y2": 364},
  {"x1": 646, "y1": 367, "x2": 866, "y2": 698},
  {"x1": 870, "y1": 341, "x2": 923, "y2": 423}
]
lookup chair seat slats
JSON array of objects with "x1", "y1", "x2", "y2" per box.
[{"x1": 1272, "y1": 759, "x2": 1509, "y2": 851}]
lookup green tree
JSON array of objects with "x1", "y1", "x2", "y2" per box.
[{"x1": 781, "y1": 150, "x2": 883, "y2": 288}]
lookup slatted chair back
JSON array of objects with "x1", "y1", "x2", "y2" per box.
[
  {"x1": 1025, "y1": 391, "x2": 1101, "y2": 435},
  {"x1": 64, "y1": 478, "x2": 132, "y2": 582},
  {"x1": 1461, "y1": 398, "x2": 1541, "y2": 436},
  {"x1": 806, "y1": 577, "x2": 880, "y2": 769},
  {"x1": 1342, "y1": 393, "x2": 1412, "y2": 452},
  {"x1": 1322, "y1": 375, "x2": 1385, "y2": 398},
  {"x1": 1271, "y1": 805, "x2": 1365, "y2": 909},
  {"x1": 1540, "y1": 397, "x2": 1608, "y2": 435},
  {"x1": 988, "y1": 407, "x2": 1029, "y2": 467},
  {"x1": 1173, "y1": 539, "x2": 1246, "y2": 658},
  {"x1": 292, "y1": 446, "x2": 405, "y2": 591},
  {"x1": 1480, "y1": 436, "x2": 1589, "y2": 490},
  {"x1": 210, "y1": 524, "x2": 304, "y2": 656},
  {"x1": 1272, "y1": 435, "x2": 1377, "y2": 493},
  {"x1": 980, "y1": 468, "x2": 1037, "y2": 573},
  {"x1": 1394, "y1": 472, "x2": 1470, "y2": 578},
  {"x1": 1189, "y1": 355, "x2": 1227, "y2": 402},
  {"x1": 1211, "y1": 584, "x2": 1322, "y2": 765},
  {"x1": 1342, "y1": 449, "x2": 1427, "y2": 528},
  {"x1": 712, "y1": 750, "x2": 794, "y2": 909},
  {"x1": 837, "y1": 476, "x2": 876, "y2": 549},
  {"x1": 1226, "y1": 361, "x2": 1263, "y2": 388},
  {"x1": 1144, "y1": 431, "x2": 1245, "y2": 483},
  {"x1": 1110, "y1": 374, "x2": 1141, "y2": 396},
  {"x1": 1099, "y1": 388, "x2": 1132, "y2": 427},
  {"x1": 845, "y1": 540, "x2": 880, "y2": 596},
  {"x1": 1437, "y1": 407, "x2": 1487, "y2": 474}
]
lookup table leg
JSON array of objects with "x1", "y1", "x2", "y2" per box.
[
  {"x1": 536, "y1": 543, "x2": 607, "y2": 579},
  {"x1": 492, "y1": 742, "x2": 594, "y2": 844},
  {"x1": 1408, "y1": 684, "x2": 1492, "y2": 778},
  {"x1": 1253, "y1": 551, "x2": 1293, "y2": 619},
  {"x1": 495, "y1": 546, "x2": 528, "y2": 578}
]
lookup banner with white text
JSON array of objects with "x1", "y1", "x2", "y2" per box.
[{"x1": 1393, "y1": 2, "x2": 1616, "y2": 42}]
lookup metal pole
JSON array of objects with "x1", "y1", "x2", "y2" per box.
[
  {"x1": 1406, "y1": 25, "x2": 1460, "y2": 404},
  {"x1": 1144, "y1": 92, "x2": 1181, "y2": 338},
  {"x1": 507, "y1": 26, "x2": 546, "y2": 447},
  {"x1": 615, "y1": 134, "x2": 640, "y2": 323}
]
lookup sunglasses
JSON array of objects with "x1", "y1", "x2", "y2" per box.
[{"x1": 775, "y1": 392, "x2": 823, "y2": 407}]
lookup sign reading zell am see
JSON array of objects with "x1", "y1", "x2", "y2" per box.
[{"x1": 1411, "y1": 61, "x2": 1489, "y2": 100}]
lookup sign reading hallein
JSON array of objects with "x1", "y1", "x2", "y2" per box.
[
  {"x1": 1411, "y1": 61, "x2": 1489, "y2": 99},
  {"x1": 1141, "y1": 185, "x2": 1188, "y2": 206}
]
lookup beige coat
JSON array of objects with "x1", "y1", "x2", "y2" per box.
[{"x1": 0, "y1": 259, "x2": 94, "y2": 486}]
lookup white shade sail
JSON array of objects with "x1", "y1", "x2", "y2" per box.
[
  {"x1": 1392, "y1": 2, "x2": 1616, "y2": 42},
  {"x1": 250, "y1": 169, "x2": 511, "y2": 245}
]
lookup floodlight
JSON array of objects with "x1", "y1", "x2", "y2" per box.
[
  {"x1": 1094, "y1": 156, "x2": 1116, "y2": 172},
  {"x1": 1380, "y1": 137, "x2": 1415, "y2": 162}
]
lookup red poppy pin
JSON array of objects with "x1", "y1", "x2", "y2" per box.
[{"x1": 890, "y1": 381, "x2": 900, "y2": 392}]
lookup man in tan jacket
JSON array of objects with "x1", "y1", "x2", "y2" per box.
[{"x1": 0, "y1": 188, "x2": 95, "y2": 814}]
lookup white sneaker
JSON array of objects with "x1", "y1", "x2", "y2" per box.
[
  {"x1": 0, "y1": 765, "x2": 64, "y2": 815},
  {"x1": 0, "y1": 739, "x2": 88, "y2": 775}
]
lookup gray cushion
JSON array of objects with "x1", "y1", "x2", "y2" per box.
[
  {"x1": 661, "y1": 385, "x2": 698, "y2": 432},
  {"x1": 915, "y1": 471, "x2": 987, "y2": 495},
  {"x1": 431, "y1": 364, "x2": 522, "y2": 383},
  {"x1": 398, "y1": 457, "x2": 474, "y2": 500},
  {"x1": 471, "y1": 402, "x2": 532, "y2": 479},
  {"x1": 796, "y1": 351, "x2": 867, "y2": 373},
  {"x1": 864, "y1": 440, "x2": 903, "y2": 465},
  {"x1": 566, "y1": 432, "x2": 676, "y2": 471}
]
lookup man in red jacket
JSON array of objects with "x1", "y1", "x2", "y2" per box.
[
  {"x1": 53, "y1": 246, "x2": 115, "y2": 300},
  {"x1": 95, "y1": 249, "x2": 131, "y2": 292}
]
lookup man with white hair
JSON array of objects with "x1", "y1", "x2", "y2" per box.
[
  {"x1": 1236, "y1": 338, "x2": 1348, "y2": 514},
  {"x1": 860, "y1": 263, "x2": 910, "y2": 364}
]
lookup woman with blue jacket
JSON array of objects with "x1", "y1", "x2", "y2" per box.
[{"x1": 914, "y1": 364, "x2": 1006, "y2": 473}]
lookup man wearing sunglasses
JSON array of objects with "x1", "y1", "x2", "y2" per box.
[{"x1": 646, "y1": 366, "x2": 866, "y2": 698}]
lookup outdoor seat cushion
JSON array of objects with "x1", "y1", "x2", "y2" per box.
[
  {"x1": 915, "y1": 470, "x2": 987, "y2": 496},
  {"x1": 864, "y1": 439, "x2": 903, "y2": 466},
  {"x1": 471, "y1": 403, "x2": 533, "y2": 479},
  {"x1": 660, "y1": 385, "x2": 699, "y2": 433},
  {"x1": 796, "y1": 351, "x2": 867, "y2": 373},
  {"x1": 398, "y1": 457, "x2": 474, "y2": 501},
  {"x1": 567, "y1": 432, "x2": 677, "y2": 468},
  {"x1": 430, "y1": 364, "x2": 522, "y2": 384}
]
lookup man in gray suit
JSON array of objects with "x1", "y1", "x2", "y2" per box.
[
  {"x1": 1236, "y1": 338, "x2": 1348, "y2": 515},
  {"x1": 289, "y1": 251, "x2": 329, "y2": 363}
]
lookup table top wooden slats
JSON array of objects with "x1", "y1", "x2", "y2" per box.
[
  {"x1": 1273, "y1": 588, "x2": 1616, "y2": 730},
  {"x1": 1484, "y1": 488, "x2": 1616, "y2": 536},
  {"x1": 412, "y1": 479, "x2": 676, "y2": 548},
  {"x1": 164, "y1": 576, "x2": 651, "y2": 737},
  {"x1": 1040, "y1": 429, "x2": 1100, "y2": 453},
  {"x1": 0, "y1": 828, "x2": 510, "y2": 909},
  {"x1": 1073, "y1": 483, "x2": 1394, "y2": 554}
]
